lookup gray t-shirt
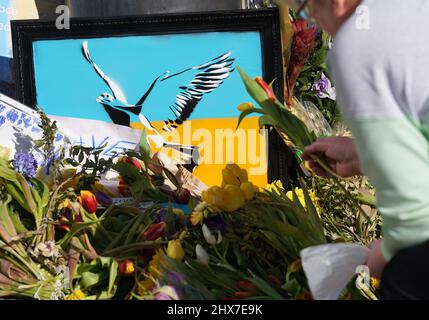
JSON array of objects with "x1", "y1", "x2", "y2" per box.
[{"x1": 328, "y1": 0, "x2": 429, "y2": 260}]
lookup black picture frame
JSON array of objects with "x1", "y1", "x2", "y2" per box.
[{"x1": 11, "y1": 8, "x2": 296, "y2": 185}]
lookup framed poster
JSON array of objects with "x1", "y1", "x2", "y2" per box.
[{"x1": 12, "y1": 8, "x2": 292, "y2": 187}]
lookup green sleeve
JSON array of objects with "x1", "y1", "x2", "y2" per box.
[{"x1": 347, "y1": 117, "x2": 429, "y2": 261}]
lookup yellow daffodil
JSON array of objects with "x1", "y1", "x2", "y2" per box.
[
  {"x1": 167, "y1": 240, "x2": 185, "y2": 261},
  {"x1": 190, "y1": 211, "x2": 204, "y2": 226},
  {"x1": 237, "y1": 102, "x2": 255, "y2": 112},
  {"x1": 148, "y1": 250, "x2": 165, "y2": 279},
  {"x1": 138, "y1": 278, "x2": 156, "y2": 294},
  {"x1": 265, "y1": 180, "x2": 285, "y2": 194},
  {"x1": 221, "y1": 163, "x2": 248, "y2": 187},
  {"x1": 65, "y1": 289, "x2": 86, "y2": 300},
  {"x1": 286, "y1": 188, "x2": 318, "y2": 209}
]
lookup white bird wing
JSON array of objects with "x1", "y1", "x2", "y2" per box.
[
  {"x1": 162, "y1": 52, "x2": 235, "y2": 132},
  {"x1": 82, "y1": 41, "x2": 128, "y2": 104}
]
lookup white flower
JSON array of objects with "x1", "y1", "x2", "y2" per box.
[
  {"x1": 202, "y1": 224, "x2": 222, "y2": 245},
  {"x1": 196, "y1": 244, "x2": 210, "y2": 266}
]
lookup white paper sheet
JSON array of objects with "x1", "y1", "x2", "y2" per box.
[{"x1": 300, "y1": 243, "x2": 369, "y2": 300}]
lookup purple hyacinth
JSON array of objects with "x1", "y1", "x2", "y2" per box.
[
  {"x1": 312, "y1": 73, "x2": 336, "y2": 100},
  {"x1": 13, "y1": 153, "x2": 38, "y2": 178}
]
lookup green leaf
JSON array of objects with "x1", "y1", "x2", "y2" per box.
[
  {"x1": 236, "y1": 108, "x2": 265, "y2": 130},
  {"x1": 162, "y1": 167, "x2": 181, "y2": 190},
  {"x1": 139, "y1": 130, "x2": 151, "y2": 166},
  {"x1": 258, "y1": 115, "x2": 276, "y2": 129},
  {"x1": 0, "y1": 196, "x2": 17, "y2": 237},
  {"x1": 246, "y1": 272, "x2": 284, "y2": 300}
]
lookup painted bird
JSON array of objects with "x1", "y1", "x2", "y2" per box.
[{"x1": 82, "y1": 41, "x2": 235, "y2": 171}]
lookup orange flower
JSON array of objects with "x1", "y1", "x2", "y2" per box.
[{"x1": 78, "y1": 190, "x2": 98, "y2": 214}]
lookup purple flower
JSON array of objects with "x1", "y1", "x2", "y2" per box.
[
  {"x1": 0, "y1": 104, "x2": 5, "y2": 113},
  {"x1": 312, "y1": 73, "x2": 336, "y2": 100},
  {"x1": 166, "y1": 271, "x2": 186, "y2": 285},
  {"x1": 153, "y1": 209, "x2": 168, "y2": 223},
  {"x1": 0, "y1": 116, "x2": 5, "y2": 127},
  {"x1": 154, "y1": 286, "x2": 180, "y2": 300},
  {"x1": 205, "y1": 214, "x2": 225, "y2": 231},
  {"x1": 94, "y1": 190, "x2": 113, "y2": 208},
  {"x1": 154, "y1": 292, "x2": 172, "y2": 300},
  {"x1": 13, "y1": 153, "x2": 38, "y2": 178}
]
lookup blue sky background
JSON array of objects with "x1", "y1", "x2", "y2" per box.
[{"x1": 33, "y1": 31, "x2": 263, "y2": 123}]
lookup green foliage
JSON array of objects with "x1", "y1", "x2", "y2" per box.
[{"x1": 295, "y1": 31, "x2": 342, "y2": 126}]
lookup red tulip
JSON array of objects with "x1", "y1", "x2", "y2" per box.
[
  {"x1": 234, "y1": 291, "x2": 255, "y2": 299},
  {"x1": 268, "y1": 275, "x2": 282, "y2": 286},
  {"x1": 118, "y1": 156, "x2": 142, "y2": 171},
  {"x1": 237, "y1": 279, "x2": 257, "y2": 290},
  {"x1": 118, "y1": 259, "x2": 135, "y2": 276},
  {"x1": 143, "y1": 222, "x2": 167, "y2": 241},
  {"x1": 255, "y1": 77, "x2": 277, "y2": 102},
  {"x1": 78, "y1": 190, "x2": 98, "y2": 214}
]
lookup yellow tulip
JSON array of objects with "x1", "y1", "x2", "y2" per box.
[
  {"x1": 240, "y1": 182, "x2": 258, "y2": 201},
  {"x1": 221, "y1": 163, "x2": 248, "y2": 187},
  {"x1": 202, "y1": 182, "x2": 247, "y2": 213},
  {"x1": 237, "y1": 102, "x2": 254, "y2": 112},
  {"x1": 202, "y1": 186, "x2": 226, "y2": 208},
  {"x1": 167, "y1": 240, "x2": 185, "y2": 261},
  {"x1": 220, "y1": 184, "x2": 246, "y2": 212}
]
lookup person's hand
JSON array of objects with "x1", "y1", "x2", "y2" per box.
[
  {"x1": 302, "y1": 136, "x2": 362, "y2": 178},
  {"x1": 366, "y1": 239, "x2": 387, "y2": 279}
]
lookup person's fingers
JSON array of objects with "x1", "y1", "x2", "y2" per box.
[
  {"x1": 310, "y1": 163, "x2": 330, "y2": 178},
  {"x1": 304, "y1": 140, "x2": 331, "y2": 155}
]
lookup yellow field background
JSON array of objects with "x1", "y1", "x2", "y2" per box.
[{"x1": 131, "y1": 117, "x2": 268, "y2": 187}]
